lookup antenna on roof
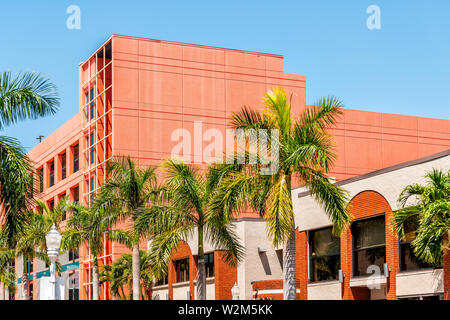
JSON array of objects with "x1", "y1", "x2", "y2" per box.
[{"x1": 36, "y1": 135, "x2": 44, "y2": 143}]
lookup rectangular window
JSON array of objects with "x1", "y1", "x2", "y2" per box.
[
  {"x1": 61, "y1": 152, "x2": 66, "y2": 180},
  {"x1": 49, "y1": 161, "x2": 55, "y2": 187},
  {"x1": 352, "y1": 215, "x2": 386, "y2": 277},
  {"x1": 68, "y1": 271, "x2": 79, "y2": 300},
  {"x1": 89, "y1": 133, "x2": 95, "y2": 165},
  {"x1": 309, "y1": 227, "x2": 341, "y2": 282},
  {"x1": 399, "y1": 222, "x2": 436, "y2": 271},
  {"x1": 29, "y1": 283, "x2": 33, "y2": 300},
  {"x1": 155, "y1": 276, "x2": 168, "y2": 287},
  {"x1": 84, "y1": 92, "x2": 89, "y2": 122},
  {"x1": 68, "y1": 250, "x2": 79, "y2": 261},
  {"x1": 38, "y1": 167, "x2": 44, "y2": 192},
  {"x1": 175, "y1": 258, "x2": 189, "y2": 283},
  {"x1": 204, "y1": 253, "x2": 214, "y2": 278},
  {"x1": 73, "y1": 144, "x2": 79, "y2": 173},
  {"x1": 27, "y1": 259, "x2": 33, "y2": 274},
  {"x1": 89, "y1": 88, "x2": 95, "y2": 121}
]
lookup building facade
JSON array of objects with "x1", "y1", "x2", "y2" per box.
[{"x1": 13, "y1": 35, "x2": 450, "y2": 300}]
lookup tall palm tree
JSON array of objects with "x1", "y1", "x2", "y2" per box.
[
  {"x1": 14, "y1": 197, "x2": 67, "y2": 300},
  {"x1": 0, "y1": 71, "x2": 59, "y2": 248},
  {"x1": 99, "y1": 251, "x2": 154, "y2": 300},
  {"x1": 61, "y1": 201, "x2": 124, "y2": 300},
  {"x1": 393, "y1": 168, "x2": 450, "y2": 266},
  {"x1": 91, "y1": 156, "x2": 162, "y2": 300},
  {"x1": 142, "y1": 160, "x2": 245, "y2": 300},
  {"x1": 211, "y1": 87, "x2": 351, "y2": 299}
]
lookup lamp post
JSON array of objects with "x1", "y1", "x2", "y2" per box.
[
  {"x1": 45, "y1": 224, "x2": 62, "y2": 300},
  {"x1": 231, "y1": 282, "x2": 240, "y2": 300}
]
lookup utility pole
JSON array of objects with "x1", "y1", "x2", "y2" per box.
[{"x1": 36, "y1": 135, "x2": 44, "y2": 143}]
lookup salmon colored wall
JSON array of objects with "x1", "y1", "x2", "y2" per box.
[
  {"x1": 329, "y1": 109, "x2": 450, "y2": 181},
  {"x1": 107, "y1": 35, "x2": 306, "y2": 168}
]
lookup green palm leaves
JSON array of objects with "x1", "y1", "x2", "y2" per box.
[
  {"x1": 394, "y1": 168, "x2": 450, "y2": 266},
  {"x1": 212, "y1": 87, "x2": 351, "y2": 299},
  {"x1": 99, "y1": 251, "x2": 153, "y2": 300},
  {"x1": 213, "y1": 87, "x2": 351, "y2": 246},
  {"x1": 146, "y1": 160, "x2": 245, "y2": 300},
  {"x1": 0, "y1": 71, "x2": 59, "y2": 248}
]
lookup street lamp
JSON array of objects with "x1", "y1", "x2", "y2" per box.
[
  {"x1": 231, "y1": 282, "x2": 240, "y2": 300},
  {"x1": 45, "y1": 224, "x2": 61, "y2": 300}
]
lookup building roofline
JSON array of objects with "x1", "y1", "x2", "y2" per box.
[
  {"x1": 111, "y1": 34, "x2": 284, "y2": 58},
  {"x1": 80, "y1": 34, "x2": 284, "y2": 66},
  {"x1": 296, "y1": 149, "x2": 450, "y2": 198}
]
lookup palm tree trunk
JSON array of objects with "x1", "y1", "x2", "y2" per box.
[
  {"x1": 22, "y1": 256, "x2": 29, "y2": 300},
  {"x1": 0, "y1": 281, "x2": 4, "y2": 300},
  {"x1": 196, "y1": 225, "x2": 206, "y2": 300},
  {"x1": 132, "y1": 243, "x2": 140, "y2": 300},
  {"x1": 283, "y1": 224, "x2": 297, "y2": 300},
  {"x1": 92, "y1": 257, "x2": 99, "y2": 300},
  {"x1": 283, "y1": 174, "x2": 296, "y2": 300}
]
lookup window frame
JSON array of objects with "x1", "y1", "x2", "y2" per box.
[
  {"x1": 175, "y1": 258, "x2": 190, "y2": 283},
  {"x1": 352, "y1": 214, "x2": 386, "y2": 277},
  {"x1": 308, "y1": 226, "x2": 341, "y2": 283}
]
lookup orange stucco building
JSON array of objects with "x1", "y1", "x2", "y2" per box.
[{"x1": 16, "y1": 35, "x2": 450, "y2": 300}]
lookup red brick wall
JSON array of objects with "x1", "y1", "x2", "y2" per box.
[
  {"x1": 214, "y1": 251, "x2": 237, "y2": 300},
  {"x1": 296, "y1": 229, "x2": 308, "y2": 300},
  {"x1": 251, "y1": 279, "x2": 300, "y2": 300},
  {"x1": 341, "y1": 190, "x2": 397, "y2": 300}
]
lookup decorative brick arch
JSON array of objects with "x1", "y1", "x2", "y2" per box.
[
  {"x1": 341, "y1": 190, "x2": 398, "y2": 300},
  {"x1": 168, "y1": 241, "x2": 196, "y2": 300}
]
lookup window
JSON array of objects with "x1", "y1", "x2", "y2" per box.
[
  {"x1": 73, "y1": 144, "x2": 79, "y2": 173},
  {"x1": 84, "y1": 91, "x2": 89, "y2": 122},
  {"x1": 61, "y1": 152, "x2": 67, "y2": 180},
  {"x1": 69, "y1": 250, "x2": 79, "y2": 261},
  {"x1": 175, "y1": 258, "x2": 189, "y2": 283},
  {"x1": 399, "y1": 221, "x2": 436, "y2": 271},
  {"x1": 89, "y1": 88, "x2": 95, "y2": 121},
  {"x1": 352, "y1": 215, "x2": 386, "y2": 277},
  {"x1": 89, "y1": 133, "x2": 95, "y2": 165},
  {"x1": 69, "y1": 271, "x2": 79, "y2": 300},
  {"x1": 155, "y1": 276, "x2": 168, "y2": 287},
  {"x1": 73, "y1": 186, "x2": 79, "y2": 203},
  {"x1": 49, "y1": 200, "x2": 55, "y2": 211},
  {"x1": 26, "y1": 259, "x2": 33, "y2": 274},
  {"x1": 29, "y1": 283, "x2": 33, "y2": 300},
  {"x1": 49, "y1": 161, "x2": 55, "y2": 187},
  {"x1": 204, "y1": 253, "x2": 214, "y2": 278},
  {"x1": 38, "y1": 167, "x2": 44, "y2": 192},
  {"x1": 309, "y1": 227, "x2": 340, "y2": 282},
  {"x1": 85, "y1": 268, "x2": 93, "y2": 300}
]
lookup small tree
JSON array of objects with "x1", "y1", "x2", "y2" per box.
[{"x1": 393, "y1": 168, "x2": 450, "y2": 266}]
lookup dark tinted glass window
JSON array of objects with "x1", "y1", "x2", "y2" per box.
[
  {"x1": 309, "y1": 227, "x2": 340, "y2": 282},
  {"x1": 352, "y1": 216, "x2": 386, "y2": 277}
]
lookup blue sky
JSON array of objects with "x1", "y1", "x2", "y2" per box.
[{"x1": 1, "y1": 0, "x2": 449, "y2": 151}]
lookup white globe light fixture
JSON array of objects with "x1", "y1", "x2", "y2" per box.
[
  {"x1": 45, "y1": 224, "x2": 61, "y2": 300},
  {"x1": 231, "y1": 282, "x2": 240, "y2": 300}
]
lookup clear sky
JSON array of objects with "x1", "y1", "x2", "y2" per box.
[{"x1": 0, "y1": 0, "x2": 449, "y2": 151}]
